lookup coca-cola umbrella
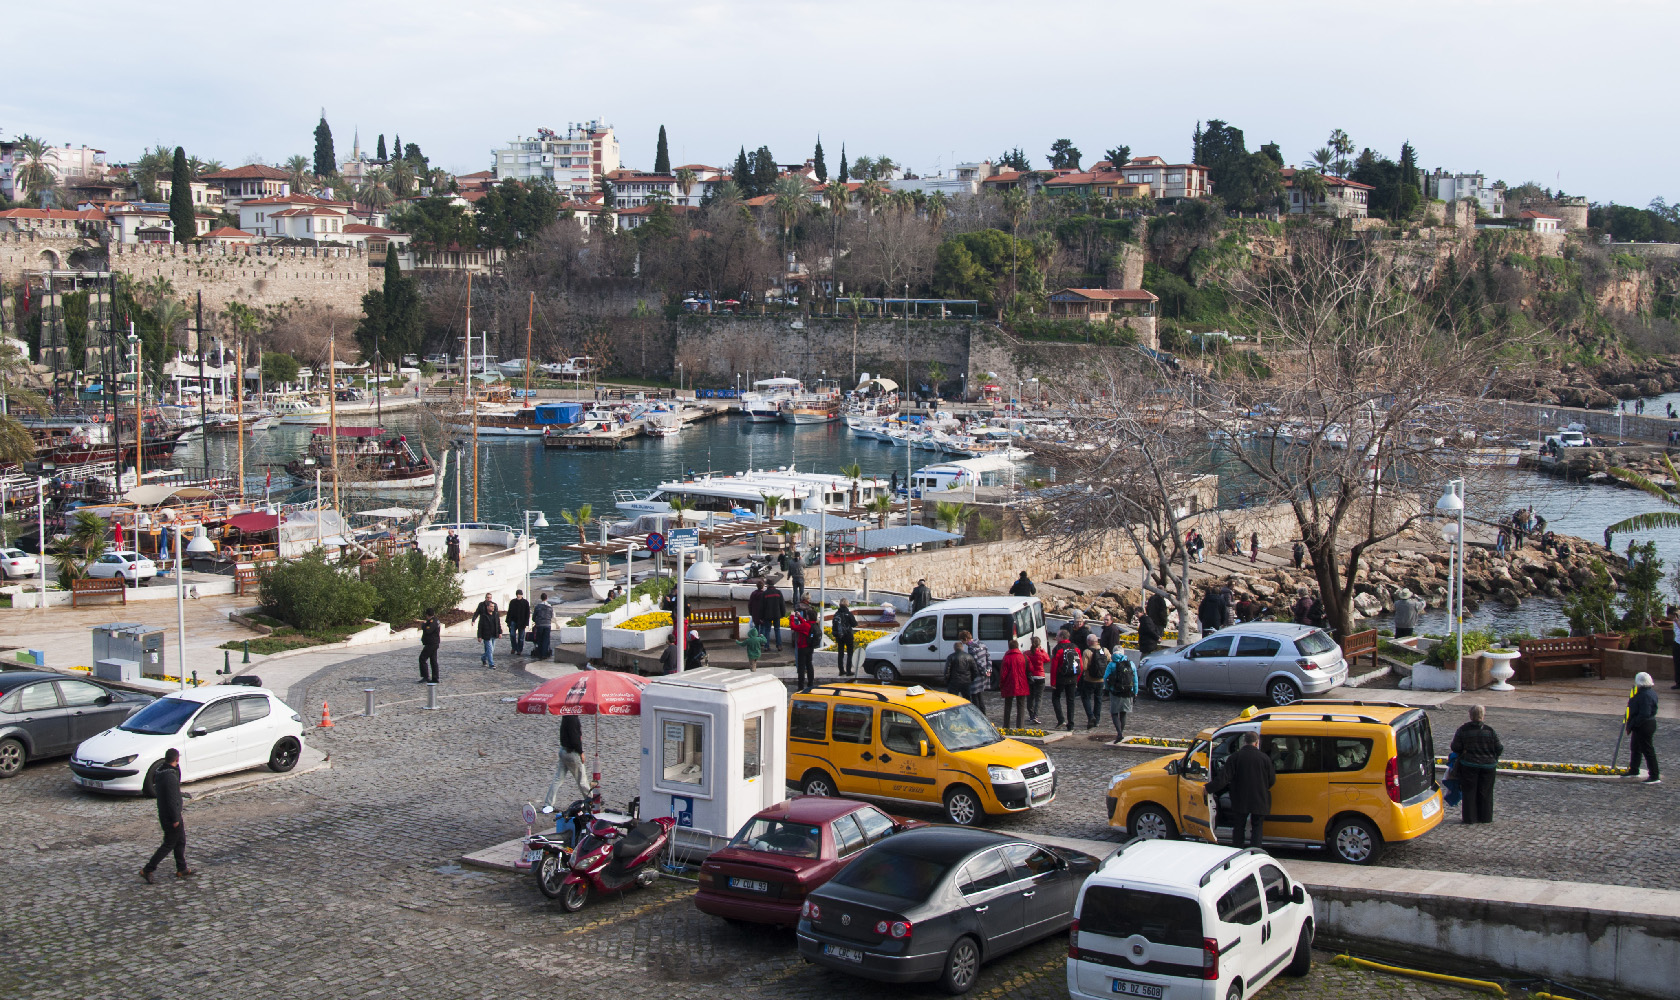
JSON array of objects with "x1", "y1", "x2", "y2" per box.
[{"x1": 516, "y1": 670, "x2": 648, "y2": 787}]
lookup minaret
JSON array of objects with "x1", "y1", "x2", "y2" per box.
[{"x1": 353, "y1": 128, "x2": 360, "y2": 162}]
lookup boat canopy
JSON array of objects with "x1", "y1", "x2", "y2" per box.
[
  {"x1": 224, "y1": 511, "x2": 280, "y2": 533},
  {"x1": 752, "y1": 377, "x2": 802, "y2": 388},
  {"x1": 312, "y1": 426, "x2": 385, "y2": 438},
  {"x1": 124, "y1": 484, "x2": 219, "y2": 505},
  {"x1": 857, "y1": 377, "x2": 898, "y2": 392},
  {"x1": 534, "y1": 402, "x2": 583, "y2": 425}
]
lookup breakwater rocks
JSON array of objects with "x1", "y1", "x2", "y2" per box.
[{"x1": 1526, "y1": 446, "x2": 1677, "y2": 484}]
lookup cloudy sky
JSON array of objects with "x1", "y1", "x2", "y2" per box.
[{"x1": 5, "y1": 0, "x2": 1673, "y2": 205}]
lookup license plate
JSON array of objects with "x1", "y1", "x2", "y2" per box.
[
  {"x1": 729, "y1": 877, "x2": 769, "y2": 893},
  {"x1": 517, "y1": 847, "x2": 540, "y2": 869},
  {"x1": 823, "y1": 943, "x2": 864, "y2": 963},
  {"x1": 75, "y1": 777, "x2": 104, "y2": 788},
  {"x1": 1112, "y1": 979, "x2": 1163, "y2": 998},
  {"x1": 1421, "y1": 797, "x2": 1440, "y2": 819}
]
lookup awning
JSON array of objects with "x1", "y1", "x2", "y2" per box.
[
  {"x1": 858, "y1": 377, "x2": 898, "y2": 392},
  {"x1": 854, "y1": 526, "x2": 962, "y2": 548},
  {"x1": 312, "y1": 426, "x2": 385, "y2": 437},
  {"x1": 752, "y1": 377, "x2": 802, "y2": 388},
  {"x1": 782, "y1": 512, "x2": 870, "y2": 533},
  {"x1": 124, "y1": 485, "x2": 219, "y2": 505},
  {"x1": 224, "y1": 511, "x2": 280, "y2": 533},
  {"x1": 354, "y1": 507, "x2": 421, "y2": 520}
]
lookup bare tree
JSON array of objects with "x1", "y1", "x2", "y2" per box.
[{"x1": 852, "y1": 210, "x2": 936, "y2": 296}]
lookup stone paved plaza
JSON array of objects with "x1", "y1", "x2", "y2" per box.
[{"x1": 2, "y1": 636, "x2": 1674, "y2": 999}]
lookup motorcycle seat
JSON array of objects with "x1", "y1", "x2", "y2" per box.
[{"x1": 613, "y1": 821, "x2": 664, "y2": 861}]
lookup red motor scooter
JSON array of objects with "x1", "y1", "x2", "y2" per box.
[{"x1": 558, "y1": 814, "x2": 677, "y2": 912}]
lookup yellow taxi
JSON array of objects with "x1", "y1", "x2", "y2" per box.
[
  {"x1": 788, "y1": 683, "x2": 1055, "y2": 826},
  {"x1": 1105, "y1": 700, "x2": 1443, "y2": 864}
]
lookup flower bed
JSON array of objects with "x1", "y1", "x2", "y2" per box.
[
  {"x1": 1000, "y1": 727, "x2": 1049, "y2": 738},
  {"x1": 618, "y1": 612, "x2": 674, "y2": 632}
]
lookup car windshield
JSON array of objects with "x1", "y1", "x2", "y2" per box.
[
  {"x1": 830, "y1": 848, "x2": 949, "y2": 901},
  {"x1": 729, "y1": 817, "x2": 822, "y2": 858},
  {"x1": 924, "y1": 704, "x2": 1002, "y2": 752},
  {"x1": 1295, "y1": 629, "x2": 1337, "y2": 656},
  {"x1": 119, "y1": 696, "x2": 198, "y2": 735}
]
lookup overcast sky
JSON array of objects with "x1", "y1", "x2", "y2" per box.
[{"x1": 5, "y1": 0, "x2": 1673, "y2": 205}]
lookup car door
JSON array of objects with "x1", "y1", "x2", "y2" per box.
[
  {"x1": 1176, "y1": 739, "x2": 1218, "y2": 843},
  {"x1": 182, "y1": 698, "x2": 240, "y2": 779},
  {"x1": 1231, "y1": 635, "x2": 1283, "y2": 696},
  {"x1": 1179, "y1": 635, "x2": 1234, "y2": 694},
  {"x1": 57, "y1": 680, "x2": 129, "y2": 743},
  {"x1": 1214, "y1": 872, "x2": 1268, "y2": 986},
  {"x1": 233, "y1": 695, "x2": 276, "y2": 765},
  {"x1": 8, "y1": 681, "x2": 70, "y2": 756},
  {"x1": 1257, "y1": 862, "x2": 1304, "y2": 982},
  {"x1": 954, "y1": 848, "x2": 1027, "y2": 954},
  {"x1": 878, "y1": 709, "x2": 939, "y2": 803},
  {"x1": 1001, "y1": 842, "x2": 1070, "y2": 939},
  {"x1": 1206, "y1": 727, "x2": 1258, "y2": 837},
  {"x1": 1259, "y1": 730, "x2": 1326, "y2": 844},
  {"x1": 896, "y1": 614, "x2": 943, "y2": 676},
  {"x1": 90, "y1": 553, "x2": 124, "y2": 580},
  {"x1": 828, "y1": 703, "x2": 879, "y2": 795}
]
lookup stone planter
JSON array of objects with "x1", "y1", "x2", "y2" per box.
[
  {"x1": 557, "y1": 625, "x2": 588, "y2": 645},
  {"x1": 1483, "y1": 649, "x2": 1520, "y2": 691},
  {"x1": 602, "y1": 624, "x2": 672, "y2": 650}
]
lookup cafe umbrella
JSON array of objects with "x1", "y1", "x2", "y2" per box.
[{"x1": 516, "y1": 670, "x2": 648, "y2": 787}]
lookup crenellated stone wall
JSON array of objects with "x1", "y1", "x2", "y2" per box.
[
  {"x1": 0, "y1": 230, "x2": 95, "y2": 280},
  {"x1": 106, "y1": 243, "x2": 370, "y2": 314}
]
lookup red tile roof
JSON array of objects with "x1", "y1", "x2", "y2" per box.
[
  {"x1": 344, "y1": 223, "x2": 402, "y2": 234},
  {"x1": 0, "y1": 207, "x2": 109, "y2": 222},
  {"x1": 241, "y1": 193, "x2": 353, "y2": 208},
  {"x1": 456, "y1": 170, "x2": 494, "y2": 180},
  {"x1": 1280, "y1": 169, "x2": 1373, "y2": 190},
  {"x1": 982, "y1": 171, "x2": 1024, "y2": 184},
  {"x1": 202, "y1": 164, "x2": 290, "y2": 181},
  {"x1": 1519, "y1": 210, "x2": 1560, "y2": 221},
  {"x1": 204, "y1": 227, "x2": 254, "y2": 239},
  {"x1": 1054, "y1": 288, "x2": 1159, "y2": 302},
  {"x1": 270, "y1": 207, "x2": 349, "y2": 217}
]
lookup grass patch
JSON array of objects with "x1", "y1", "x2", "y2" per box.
[
  {"x1": 220, "y1": 621, "x2": 368, "y2": 655},
  {"x1": 1379, "y1": 640, "x2": 1426, "y2": 665}
]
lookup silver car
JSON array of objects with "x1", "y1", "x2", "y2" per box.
[{"x1": 1137, "y1": 621, "x2": 1347, "y2": 706}]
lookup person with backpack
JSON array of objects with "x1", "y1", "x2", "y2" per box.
[
  {"x1": 1050, "y1": 629, "x2": 1082, "y2": 731},
  {"x1": 944, "y1": 635, "x2": 978, "y2": 699},
  {"x1": 1079, "y1": 635, "x2": 1107, "y2": 729},
  {"x1": 1103, "y1": 647, "x2": 1138, "y2": 746},
  {"x1": 790, "y1": 599, "x2": 817, "y2": 692},
  {"x1": 999, "y1": 638, "x2": 1029, "y2": 729},
  {"x1": 1024, "y1": 634, "x2": 1050, "y2": 725},
  {"x1": 830, "y1": 598, "x2": 858, "y2": 677}
]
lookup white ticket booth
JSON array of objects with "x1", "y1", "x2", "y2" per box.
[{"x1": 638, "y1": 668, "x2": 787, "y2": 855}]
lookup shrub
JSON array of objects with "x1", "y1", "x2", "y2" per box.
[
  {"x1": 363, "y1": 551, "x2": 463, "y2": 625},
  {"x1": 1428, "y1": 629, "x2": 1497, "y2": 666},
  {"x1": 566, "y1": 575, "x2": 675, "y2": 627},
  {"x1": 259, "y1": 551, "x2": 378, "y2": 631}
]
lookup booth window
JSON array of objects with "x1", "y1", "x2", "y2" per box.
[
  {"x1": 662, "y1": 720, "x2": 704, "y2": 785},
  {"x1": 743, "y1": 714, "x2": 763, "y2": 780}
]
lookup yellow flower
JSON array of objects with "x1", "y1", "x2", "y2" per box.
[{"x1": 617, "y1": 612, "x2": 674, "y2": 632}]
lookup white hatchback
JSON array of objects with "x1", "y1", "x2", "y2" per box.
[
  {"x1": 85, "y1": 550, "x2": 157, "y2": 585},
  {"x1": 1068, "y1": 841, "x2": 1313, "y2": 1000},
  {"x1": 0, "y1": 547, "x2": 39, "y2": 579},
  {"x1": 68, "y1": 687, "x2": 306, "y2": 794}
]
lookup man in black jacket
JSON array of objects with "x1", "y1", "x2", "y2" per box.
[
  {"x1": 141, "y1": 748, "x2": 190, "y2": 882},
  {"x1": 418, "y1": 608, "x2": 441, "y2": 683},
  {"x1": 910, "y1": 579, "x2": 933, "y2": 613},
  {"x1": 944, "y1": 641, "x2": 978, "y2": 697},
  {"x1": 472, "y1": 593, "x2": 502, "y2": 668},
  {"x1": 762, "y1": 585, "x2": 788, "y2": 652},
  {"x1": 1098, "y1": 612, "x2": 1122, "y2": 652},
  {"x1": 1009, "y1": 572, "x2": 1036, "y2": 597},
  {"x1": 530, "y1": 594, "x2": 555, "y2": 659},
  {"x1": 543, "y1": 714, "x2": 592, "y2": 812},
  {"x1": 1625, "y1": 673, "x2": 1660, "y2": 783},
  {"x1": 1136, "y1": 611, "x2": 1163, "y2": 656},
  {"x1": 1451, "y1": 705, "x2": 1504, "y2": 823},
  {"x1": 505, "y1": 590, "x2": 531, "y2": 656},
  {"x1": 1066, "y1": 611, "x2": 1092, "y2": 654},
  {"x1": 1208, "y1": 732, "x2": 1274, "y2": 848},
  {"x1": 831, "y1": 598, "x2": 858, "y2": 677},
  {"x1": 1145, "y1": 592, "x2": 1169, "y2": 631}
]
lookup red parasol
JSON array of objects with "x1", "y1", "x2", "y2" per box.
[{"x1": 517, "y1": 670, "x2": 649, "y2": 788}]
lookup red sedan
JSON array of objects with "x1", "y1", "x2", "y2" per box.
[{"x1": 696, "y1": 798, "x2": 923, "y2": 928}]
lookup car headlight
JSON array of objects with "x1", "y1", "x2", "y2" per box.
[
  {"x1": 104, "y1": 755, "x2": 138, "y2": 767},
  {"x1": 1108, "y1": 771, "x2": 1132, "y2": 790},
  {"x1": 988, "y1": 765, "x2": 1024, "y2": 784}
]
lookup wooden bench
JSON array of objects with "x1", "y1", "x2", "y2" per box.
[
  {"x1": 71, "y1": 577, "x2": 128, "y2": 607},
  {"x1": 1339, "y1": 629, "x2": 1379, "y2": 673},
  {"x1": 235, "y1": 567, "x2": 261, "y2": 596},
  {"x1": 1515, "y1": 636, "x2": 1620, "y2": 683},
  {"x1": 686, "y1": 606, "x2": 739, "y2": 634}
]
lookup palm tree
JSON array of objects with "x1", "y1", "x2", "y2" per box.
[
  {"x1": 152, "y1": 298, "x2": 191, "y2": 353},
  {"x1": 195, "y1": 158, "x2": 225, "y2": 177},
  {"x1": 1293, "y1": 168, "x2": 1329, "y2": 215},
  {"x1": 560, "y1": 504, "x2": 594, "y2": 546},
  {"x1": 55, "y1": 510, "x2": 109, "y2": 584},
  {"x1": 856, "y1": 178, "x2": 886, "y2": 217},
  {"x1": 758, "y1": 494, "x2": 785, "y2": 520},
  {"x1": 771, "y1": 175, "x2": 808, "y2": 259},
  {"x1": 386, "y1": 157, "x2": 416, "y2": 198},
  {"x1": 358, "y1": 171, "x2": 395, "y2": 214},
  {"x1": 426, "y1": 168, "x2": 452, "y2": 193},
  {"x1": 675, "y1": 167, "x2": 698, "y2": 205},
  {"x1": 888, "y1": 190, "x2": 914, "y2": 216},
  {"x1": 283, "y1": 155, "x2": 312, "y2": 194},
  {"x1": 1001, "y1": 188, "x2": 1029, "y2": 317},
  {"x1": 839, "y1": 462, "x2": 864, "y2": 508},
  {"x1": 1310, "y1": 148, "x2": 1334, "y2": 174},
  {"x1": 13, "y1": 135, "x2": 55, "y2": 203},
  {"x1": 926, "y1": 191, "x2": 950, "y2": 229},
  {"x1": 868, "y1": 493, "x2": 894, "y2": 528},
  {"x1": 0, "y1": 343, "x2": 44, "y2": 465},
  {"x1": 934, "y1": 500, "x2": 971, "y2": 537},
  {"x1": 824, "y1": 179, "x2": 850, "y2": 313},
  {"x1": 1606, "y1": 455, "x2": 1680, "y2": 543}
]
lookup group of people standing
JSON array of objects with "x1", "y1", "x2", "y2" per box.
[{"x1": 414, "y1": 590, "x2": 556, "y2": 684}]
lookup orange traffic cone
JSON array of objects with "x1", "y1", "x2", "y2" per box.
[{"x1": 319, "y1": 701, "x2": 334, "y2": 728}]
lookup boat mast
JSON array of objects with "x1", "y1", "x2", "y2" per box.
[
  {"x1": 134, "y1": 320, "x2": 143, "y2": 486},
  {"x1": 524, "y1": 291, "x2": 534, "y2": 398},
  {"x1": 328, "y1": 333, "x2": 339, "y2": 511},
  {"x1": 235, "y1": 323, "x2": 246, "y2": 500},
  {"x1": 467, "y1": 273, "x2": 478, "y2": 522},
  {"x1": 196, "y1": 293, "x2": 209, "y2": 471}
]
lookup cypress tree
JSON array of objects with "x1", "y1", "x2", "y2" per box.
[
  {"x1": 732, "y1": 147, "x2": 752, "y2": 191},
  {"x1": 376, "y1": 134, "x2": 387, "y2": 162},
  {"x1": 654, "y1": 125, "x2": 670, "y2": 174},
  {"x1": 169, "y1": 146, "x2": 195, "y2": 243},
  {"x1": 753, "y1": 145, "x2": 777, "y2": 195},
  {"x1": 314, "y1": 113, "x2": 335, "y2": 176},
  {"x1": 813, "y1": 136, "x2": 827, "y2": 183},
  {"x1": 838, "y1": 145, "x2": 848, "y2": 185}
]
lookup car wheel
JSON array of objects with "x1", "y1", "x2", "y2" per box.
[
  {"x1": 0, "y1": 737, "x2": 25, "y2": 778},
  {"x1": 1327, "y1": 816, "x2": 1382, "y2": 865},
  {"x1": 873, "y1": 662, "x2": 900, "y2": 685},
  {"x1": 1225, "y1": 981, "x2": 1243, "y2": 1000},
  {"x1": 1267, "y1": 677, "x2": 1301, "y2": 707},
  {"x1": 1147, "y1": 671, "x2": 1178, "y2": 701},
  {"x1": 536, "y1": 853, "x2": 567, "y2": 899},
  {"x1": 937, "y1": 936, "x2": 981, "y2": 995},
  {"x1": 943, "y1": 785, "x2": 982, "y2": 826},
  {"x1": 140, "y1": 759, "x2": 163, "y2": 798},
  {"x1": 560, "y1": 879, "x2": 589, "y2": 912},
  {"x1": 1286, "y1": 921, "x2": 1313, "y2": 976},
  {"x1": 800, "y1": 770, "x2": 835, "y2": 797},
  {"x1": 267, "y1": 737, "x2": 301, "y2": 772},
  {"x1": 1128, "y1": 803, "x2": 1178, "y2": 840}
]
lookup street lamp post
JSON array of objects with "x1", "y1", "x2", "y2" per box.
[
  {"x1": 1435, "y1": 481, "x2": 1466, "y2": 693},
  {"x1": 178, "y1": 525, "x2": 216, "y2": 689},
  {"x1": 522, "y1": 509, "x2": 549, "y2": 597}
]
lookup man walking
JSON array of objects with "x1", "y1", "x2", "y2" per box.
[
  {"x1": 1292, "y1": 540, "x2": 1305, "y2": 570},
  {"x1": 1450, "y1": 705, "x2": 1503, "y2": 823},
  {"x1": 530, "y1": 593, "x2": 554, "y2": 660},
  {"x1": 445, "y1": 530, "x2": 462, "y2": 569},
  {"x1": 1009, "y1": 571, "x2": 1037, "y2": 597},
  {"x1": 1103, "y1": 648, "x2": 1137, "y2": 746},
  {"x1": 790, "y1": 599, "x2": 817, "y2": 692},
  {"x1": 831, "y1": 598, "x2": 858, "y2": 677},
  {"x1": 965, "y1": 631, "x2": 991, "y2": 715},
  {"x1": 1208, "y1": 732, "x2": 1274, "y2": 848},
  {"x1": 140, "y1": 748, "x2": 191, "y2": 882},
  {"x1": 788, "y1": 553, "x2": 807, "y2": 607},
  {"x1": 1050, "y1": 629, "x2": 1081, "y2": 731},
  {"x1": 418, "y1": 608, "x2": 441, "y2": 683},
  {"x1": 747, "y1": 580, "x2": 768, "y2": 648},
  {"x1": 542, "y1": 714, "x2": 592, "y2": 813},
  {"x1": 472, "y1": 592, "x2": 502, "y2": 668},
  {"x1": 1625, "y1": 672, "x2": 1661, "y2": 783},
  {"x1": 762, "y1": 583, "x2": 787, "y2": 652},
  {"x1": 505, "y1": 589, "x2": 531, "y2": 656},
  {"x1": 910, "y1": 579, "x2": 933, "y2": 613}
]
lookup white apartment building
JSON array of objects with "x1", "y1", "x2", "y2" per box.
[
  {"x1": 0, "y1": 142, "x2": 108, "y2": 201},
  {"x1": 1426, "y1": 170, "x2": 1504, "y2": 217},
  {"x1": 492, "y1": 121, "x2": 620, "y2": 197},
  {"x1": 155, "y1": 177, "x2": 225, "y2": 211},
  {"x1": 238, "y1": 193, "x2": 355, "y2": 239},
  {"x1": 201, "y1": 165, "x2": 292, "y2": 211},
  {"x1": 889, "y1": 162, "x2": 995, "y2": 198}
]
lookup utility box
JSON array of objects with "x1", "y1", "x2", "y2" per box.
[
  {"x1": 91, "y1": 624, "x2": 165, "y2": 675},
  {"x1": 638, "y1": 668, "x2": 787, "y2": 855},
  {"x1": 94, "y1": 658, "x2": 141, "y2": 683}
]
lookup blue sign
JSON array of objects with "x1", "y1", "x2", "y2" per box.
[{"x1": 669, "y1": 527, "x2": 699, "y2": 550}]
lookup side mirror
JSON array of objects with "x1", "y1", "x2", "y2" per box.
[
  {"x1": 919, "y1": 740, "x2": 932, "y2": 757},
  {"x1": 1292, "y1": 885, "x2": 1305, "y2": 905},
  {"x1": 190, "y1": 725, "x2": 208, "y2": 738},
  {"x1": 95, "y1": 695, "x2": 112, "y2": 707},
  {"x1": 1165, "y1": 760, "x2": 1180, "y2": 776}
]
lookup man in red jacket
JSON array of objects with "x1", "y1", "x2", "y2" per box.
[{"x1": 790, "y1": 597, "x2": 818, "y2": 692}]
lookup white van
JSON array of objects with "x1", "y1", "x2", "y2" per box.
[
  {"x1": 860, "y1": 596, "x2": 1046, "y2": 685},
  {"x1": 1067, "y1": 840, "x2": 1314, "y2": 1000}
]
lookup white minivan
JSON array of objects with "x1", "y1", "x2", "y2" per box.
[
  {"x1": 1068, "y1": 840, "x2": 1314, "y2": 1000},
  {"x1": 860, "y1": 596, "x2": 1046, "y2": 685}
]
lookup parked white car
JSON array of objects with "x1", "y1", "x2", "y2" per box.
[
  {"x1": 1067, "y1": 840, "x2": 1314, "y2": 1000},
  {"x1": 85, "y1": 550, "x2": 157, "y2": 585},
  {"x1": 68, "y1": 687, "x2": 305, "y2": 794},
  {"x1": 0, "y1": 547, "x2": 39, "y2": 579}
]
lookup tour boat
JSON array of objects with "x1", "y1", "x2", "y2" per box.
[
  {"x1": 205, "y1": 411, "x2": 277, "y2": 434},
  {"x1": 740, "y1": 377, "x2": 802, "y2": 422},
  {"x1": 612, "y1": 466, "x2": 888, "y2": 523},
  {"x1": 781, "y1": 391, "x2": 842, "y2": 425},
  {"x1": 539, "y1": 356, "x2": 596, "y2": 378},
  {"x1": 274, "y1": 397, "x2": 330, "y2": 425},
  {"x1": 446, "y1": 402, "x2": 584, "y2": 438},
  {"x1": 284, "y1": 427, "x2": 437, "y2": 490}
]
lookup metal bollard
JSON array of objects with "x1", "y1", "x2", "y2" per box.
[
  {"x1": 422, "y1": 682, "x2": 440, "y2": 710},
  {"x1": 242, "y1": 640, "x2": 251, "y2": 664},
  {"x1": 364, "y1": 688, "x2": 376, "y2": 717}
]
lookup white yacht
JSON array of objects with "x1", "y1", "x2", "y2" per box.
[
  {"x1": 740, "y1": 377, "x2": 802, "y2": 422},
  {"x1": 612, "y1": 466, "x2": 889, "y2": 521}
]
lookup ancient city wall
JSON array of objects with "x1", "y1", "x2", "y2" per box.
[
  {"x1": 672, "y1": 316, "x2": 976, "y2": 386},
  {"x1": 0, "y1": 231, "x2": 93, "y2": 282},
  {"x1": 107, "y1": 243, "x2": 370, "y2": 314}
]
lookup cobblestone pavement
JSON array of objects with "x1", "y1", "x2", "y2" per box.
[{"x1": 0, "y1": 639, "x2": 1671, "y2": 999}]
